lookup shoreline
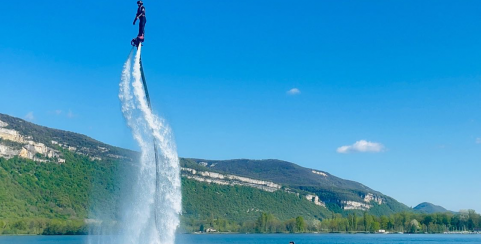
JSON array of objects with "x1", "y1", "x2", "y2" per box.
[{"x1": 1, "y1": 232, "x2": 480, "y2": 236}]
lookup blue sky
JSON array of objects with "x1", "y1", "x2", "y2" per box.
[{"x1": 0, "y1": 0, "x2": 480, "y2": 212}]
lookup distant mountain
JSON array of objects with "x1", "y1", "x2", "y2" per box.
[
  {"x1": 0, "y1": 113, "x2": 412, "y2": 225},
  {"x1": 182, "y1": 158, "x2": 412, "y2": 215},
  {"x1": 413, "y1": 202, "x2": 452, "y2": 214}
]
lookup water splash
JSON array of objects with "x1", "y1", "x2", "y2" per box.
[{"x1": 117, "y1": 46, "x2": 182, "y2": 244}]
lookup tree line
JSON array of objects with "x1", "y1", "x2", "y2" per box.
[
  {"x1": 182, "y1": 210, "x2": 481, "y2": 234},
  {"x1": 0, "y1": 210, "x2": 479, "y2": 235},
  {"x1": 0, "y1": 218, "x2": 87, "y2": 235}
]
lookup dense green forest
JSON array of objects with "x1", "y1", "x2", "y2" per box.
[
  {"x1": 0, "y1": 153, "x2": 122, "y2": 220},
  {"x1": 180, "y1": 178, "x2": 332, "y2": 233},
  {"x1": 0, "y1": 153, "x2": 331, "y2": 234},
  {"x1": 0, "y1": 152, "x2": 479, "y2": 235}
]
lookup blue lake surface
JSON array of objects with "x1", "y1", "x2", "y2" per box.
[{"x1": 0, "y1": 234, "x2": 480, "y2": 244}]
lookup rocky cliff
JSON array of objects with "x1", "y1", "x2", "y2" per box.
[{"x1": 0, "y1": 119, "x2": 62, "y2": 162}]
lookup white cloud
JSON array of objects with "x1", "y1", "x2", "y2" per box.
[
  {"x1": 48, "y1": 110, "x2": 62, "y2": 115},
  {"x1": 337, "y1": 140, "x2": 384, "y2": 153},
  {"x1": 48, "y1": 109, "x2": 76, "y2": 118},
  {"x1": 67, "y1": 109, "x2": 76, "y2": 118},
  {"x1": 24, "y1": 112, "x2": 34, "y2": 121},
  {"x1": 287, "y1": 88, "x2": 300, "y2": 95}
]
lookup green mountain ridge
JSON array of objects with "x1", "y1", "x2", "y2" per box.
[
  {"x1": 413, "y1": 202, "x2": 453, "y2": 214},
  {"x1": 181, "y1": 158, "x2": 411, "y2": 215},
  {"x1": 0, "y1": 113, "x2": 458, "y2": 232}
]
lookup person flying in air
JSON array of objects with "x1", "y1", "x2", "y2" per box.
[{"x1": 133, "y1": 1, "x2": 146, "y2": 37}]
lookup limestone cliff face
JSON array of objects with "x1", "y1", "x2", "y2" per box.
[
  {"x1": 341, "y1": 193, "x2": 384, "y2": 210},
  {"x1": 313, "y1": 166, "x2": 384, "y2": 210},
  {"x1": 0, "y1": 127, "x2": 24, "y2": 143},
  {"x1": 181, "y1": 167, "x2": 327, "y2": 208},
  {"x1": 181, "y1": 167, "x2": 282, "y2": 192},
  {"x1": 305, "y1": 194, "x2": 326, "y2": 207},
  {"x1": 342, "y1": 200, "x2": 372, "y2": 210},
  {"x1": 364, "y1": 193, "x2": 383, "y2": 205},
  {"x1": 181, "y1": 164, "x2": 389, "y2": 211},
  {"x1": 0, "y1": 144, "x2": 18, "y2": 157},
  {"x1": 311, "y1": 170, "x2": 327, "y2": 177},
  {"x1": 0, "y1": 113, "x2": 133, "y2": 164},
  {"x1": 0, "y1": 119, "x2": 62, "y2": 162},
  {"x1": 0, "y1": 118, "x2": 121, "y2": 163}
]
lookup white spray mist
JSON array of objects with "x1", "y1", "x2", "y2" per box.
[{"x1": 118, "y1": 45, "x2": 182, "y2": 244}]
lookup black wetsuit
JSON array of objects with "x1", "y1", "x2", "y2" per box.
[{"x1": 136, "y1": 5, "x2": 146, "y2": 36}]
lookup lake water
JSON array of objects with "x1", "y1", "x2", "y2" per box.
[{"x1": 0, "y1": 234, "x2": 480, "y2": 244}]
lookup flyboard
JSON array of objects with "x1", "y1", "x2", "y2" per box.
[
  {"x1": 131, "y1": 34, "x2": 145, "y2": 47},
  {"x1": 135, "y1": 39, "x2": 161, "y2": 232}
]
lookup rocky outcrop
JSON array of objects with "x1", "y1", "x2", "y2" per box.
[
  {"x1": 0, "y1": 119, "x2": 62, "y2": 162},
  {"x1": 311, "y1": 169, "x2": 386, "y2": 210},
  {"x1": 0, "y1": 127, "x2": 24, "y2": 143},
  {"x1": 181, "y1": 167, "x2": 282, "y2": 192},
  {"x1": 364, "y1": 193, "x2": 383, "y2": 204},
  {"x1": 342, "y1": 200, "x2": 372, "y2": 210},
  {"x1": 305, "y1": 194, "x2": 326, "y2": 207},
  {"x1": 312, "y1": 170, "x2": 327, "y2": 177},
  {"x1": 0, "y1": 144, "x2": 19, "y2": 158},
  {"x1": 341, "y1": 193, "x2": 384, "y2": 210},
  {"x1": 181, "y1": 167, "x2": 328, "y2": 209}
]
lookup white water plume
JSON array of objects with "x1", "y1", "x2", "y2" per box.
[{"x1": 117, "y1": 45, "x2": 182, "y2": 244}]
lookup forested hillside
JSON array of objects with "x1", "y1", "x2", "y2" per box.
[
  {"x1": 182, "y1": 158, "x2": 412, "y2": 215},
  {"x1": 0, "y1": 113, "x2": 479, "y2": 235},
  {"x1": 0, "y1": 152, "x2": 332, "y2": 234},
  {"x1": 414, "y1": 202, "x2": 452, "y2": 214}
]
